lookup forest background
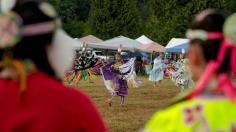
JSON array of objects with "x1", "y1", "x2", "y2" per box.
[{"x1": 49, "y1": 0, "x2": 236, "y2": 45}]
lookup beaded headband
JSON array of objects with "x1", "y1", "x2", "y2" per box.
[
  {"x1": 0, "y1": 2, "x2": 58, "y2": 49},
  {"x1": 186, "y1": 30, "x2": 223, "y2": 41}
]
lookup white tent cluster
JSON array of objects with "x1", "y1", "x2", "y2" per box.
[
  {"x1": 64, "y1": 33, "x2": 189, "y2": 53},
  {"x1": 73, "y1": 35, "x2": 167, "y2": 53},
  {"x1": 86, "y1": 36, "x2": 142, "y2": 51}
]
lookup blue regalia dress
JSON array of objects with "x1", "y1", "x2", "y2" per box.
[{"x1": 149, "y1": 58, "x2": 165, "y2": 82}]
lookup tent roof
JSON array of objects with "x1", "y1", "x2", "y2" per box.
[
  {"x1": 136, "y1": 35, "x2": 165, "y2": 52},
  {"x1": 166, "y1": 43, "x2": 188, "y2": 53},
  {"x1": 88, "y1": 36, "x2": 142, "y2": 50},
  {"x1": 79, "y1": 35, "x2": 103, "y2": 44},
  {"x1": 165, "y1": 38, "x2": 189, "y2": 53},
  {"x1": 165, "y1": 38, "x2": 189, "y2": 49},
  {"x1": 136, "y1": 35, "x2": 154, "y2": 45},
  {"x1": 57, "y1": 31, "x2": 82, "y2": 49},
  {"x1": 139, "y1": 43, "x2": 166, "y2": 52}
]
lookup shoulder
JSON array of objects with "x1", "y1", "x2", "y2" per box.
[
  {"x1": 0, "y1": 72, "x2": 107, "y2": 131},
  {"x1": 144, "y1": 99, "x2": 199, "y2": 132},
  {"x1": 145, "y1": 98, "x2": 236, "y2": 132}
]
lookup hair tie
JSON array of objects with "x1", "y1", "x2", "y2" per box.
[
  {"x1": 231, "y1": 47, "x2": 236, "y2": 75},
  {"x1": 217, "y1": 74, "x2": 236, "y2": 102},
  {"x1": 21, "y1": 21, "x2": 57, "y2": 36},
  {"x1": 186, "y1": 61, "x2": 219, "y2": 99},
  {"x1": 186, "y1": 30, "x2": 223, "y2": 41}
]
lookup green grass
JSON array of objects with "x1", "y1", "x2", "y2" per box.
[{"x1": 77, "y1": 76, "x2": 180, "y2": 132}]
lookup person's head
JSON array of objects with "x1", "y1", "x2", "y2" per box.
[
  {"x1": 156, "y1": 54, "x2": 162, "y2": 59},
  {"x1": 11, "y1": 1, "x2": 56, "y2": 76},
  {"x1": 0, "y1": 1, "x2": 75, "y2": 81},
  {"x1": 136, "y1": 56, "x2": 142, "y2": 61},
  {"x1": 187, "y1": 9, "x2": 228, "y2": 81},
  {"x1": 115, "y1": 52, "x2": 122, "y2": 62}
]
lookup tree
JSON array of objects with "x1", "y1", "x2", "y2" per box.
[
  {"x1": 137, "y1": 0, "x2": 150, "y2": 28},
  {"x1": 145, "y1": 0, "x2": 236, "y2": 45},
  {"x1": 89, "y1": 0, "x2": 142, "y2": 39},
  {"x1": 48, "y1": 0, "x2": 60, "y2": 11},
  {"x1": 49, "y1": 0, "x2": 91, "y2": 38},
  {"x1": 49, "y1": 0, "x2": 236, "y2": 44}
]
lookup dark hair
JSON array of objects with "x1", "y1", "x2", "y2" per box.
[
  {"x1": 190, "y1": 10, "x2": 230, "y2": 73},
  {"x1": 14, "y1": 0, "x2": 47, "y2": 7},
  {"x1": 12, "y1": 1, "x2": 55, "y2": 76}
]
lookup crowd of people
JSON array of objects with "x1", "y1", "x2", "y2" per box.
[{"x1": 0, "y1": 0, "x2": 236, "y2": 132}]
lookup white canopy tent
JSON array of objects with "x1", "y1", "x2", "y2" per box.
[
  {"x1": 60, "y1": 32, "x2": 82, "y2": 49},
  {"x1": 165, "y1": 38, "x2": 189, "y2": 48},
  {"x1": 136, "y1": 35, "x2": 166, "y2": 52},
  {"x1": 165, "y1": 38, "x2": 189, "y2": 53},
  {"x1": 136, "y1": 35, "x2": 154, "y2": 45},
  {"x1": 87, "y1": 36, "x2": 142, "y2": 51}
]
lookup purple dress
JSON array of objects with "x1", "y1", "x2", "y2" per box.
[
  {"x1": 102, "y1": 62, "x2": 128, "y2": 96},
  {"x1": 113, "y1": 75, "x2": 128, "y2": 96}
]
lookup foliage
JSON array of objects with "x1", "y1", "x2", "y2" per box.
[
  {"x1": 49, "y1": 0, "x2": 236, "y2": 45},
  {"x1": 48, "y1": 0, "x2": 91, "y2": 38},
  {"x1": 62, "y1": 20, "x2": 90, "y2": 38},
  {"x1": 145, "y1": 0, "x2": 236, "y2": 44},
  {"x1": 89, "y1": 0, "x2": 142, "y2": 40}
]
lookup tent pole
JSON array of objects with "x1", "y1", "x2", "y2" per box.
[{"x1": 151, "y1": 51, "x2": 153, "y2": 64}]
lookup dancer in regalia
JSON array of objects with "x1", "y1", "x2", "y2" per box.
[
  {"x1": 109, "y1": 53, "x2": 128, "y2": 106},
  {"x1": 65, "y1": 44, "x2": 103, "y2": 86},
  {"x1": 149, "y1": 54, "x2": 165, "y2": 86},
  {"x1": 170, "y1": 55, "x2": 193, "y2": 91},
  {"x1": 164, "y1": 61, "x2": 175, "y2": 77},
  {"x1": 101, "y1": 51, "x2": 141, "y2": 106},
  {"x1": 144, "y1": 10, "x2": 236, "y2": 132}
]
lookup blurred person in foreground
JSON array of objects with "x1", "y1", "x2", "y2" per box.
[
  {"x1": 0, "y1": 1, "x2": 107, "y2": 132},
  {"x1": 144, "y1": 10, "x2": 236, "y2": 132}
]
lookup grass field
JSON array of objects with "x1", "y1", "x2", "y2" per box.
[{"x1": 77, "y1": 76, "x2": 180, "y2": 132}]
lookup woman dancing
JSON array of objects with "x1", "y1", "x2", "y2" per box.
[
  {"x1": 107, "y1": 52, "x2": 128, "y2": 106},
  {"x1": 149, "y1": 54, "x2": 165, "y2": 86}
]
